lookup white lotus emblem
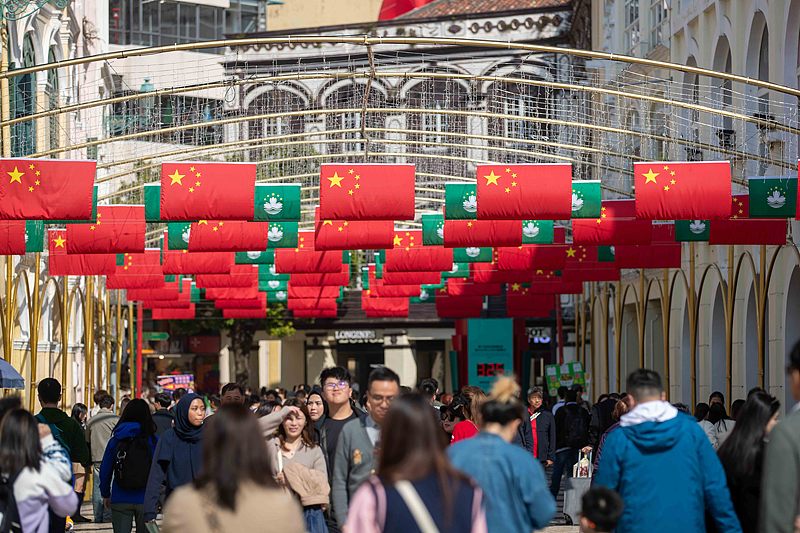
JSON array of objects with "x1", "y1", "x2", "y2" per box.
[
  {"x1": 275, "y1": 290, "x2": 286, "y2": 301},
  {"x1": 181, "y1": 228, "x2": 191, "y2": 243},
  {"x1": 24, "y1": 231, "x2": 28, "y2": 244},
  {"x1": 419, "y1": 290, "x2": 429, "y2": 301},
  {"x1": 571, "y1": 192, "x2": 584, "y2": 212},
  {"x1": 689, "y1": 220, "x2": 706, "y2": 234},
  {"x1": 246, "y1": 251, "x2": 262, "y2": 259},
  {"x1": 767, "y1": 190, "x2": 786, "y2": 209},
  {"x1": 609, "y1": 245, "x2": 615, "y2": 256},
  {"x1": 449, "y1": 264, "x2": 459, "y2": 273},
  {"x1": 267, "y1": 226, "x2": 284, "y2": 242},
  {"x1": 263, "y1": 196, "x2": 283, "y2": 215},
  {"x1": 462, "y1": 195, "x2": 477, "y2": 213},
  {"x1": 436, "y1": 225, "x2": 444, "y2": 240},
  {"x1": 465, "y1": 247, "x2": 481, "y2": 258},
  {"x1": 522, "y1": 222, "x2": 540, "y2": 239},
  {"x1": 268, "y1": 280, "x2": 280, "y2": 289},
  {"x1": 269, "y1": 265, "x2": 277, "y2": 275}
]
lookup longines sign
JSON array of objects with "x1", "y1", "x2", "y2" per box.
[{"x1": 335, "y1": 330, "x2": 383, "y2": 343}]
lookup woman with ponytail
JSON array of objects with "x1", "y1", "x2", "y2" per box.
[{"x1": 448, "y1": 377, "x2": 556, "y2": 532}]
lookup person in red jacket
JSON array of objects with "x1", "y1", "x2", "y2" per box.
[{"x1": 450, "y1": 387, "x2": 486, "y2": 443}]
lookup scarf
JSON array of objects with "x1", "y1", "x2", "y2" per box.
[{"x1": 156, "y1": 393, "x2": 204, "y2": 487}]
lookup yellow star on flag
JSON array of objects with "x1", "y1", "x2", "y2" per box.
[
  {"x1": 504, "y1": 187, "x2": 511, "y2": 193},
  {"x1": 328, "y1": 172, "x2": 344, "y2": 188},
  {"x1": 168, "y1": 170, "x2": 185, "y2": 185},
  {"x1": 53, "y1": 235, "x2": 66, "y2": 248},
  {"x1": 566, "y1": 247, "x2": 577, "y2": 258},
  {"x1": 393, "y1": 235, "x2": 403, "y2": 247},
  {"x1": 197, "y1": 220, "x2": 208, "y2": 225},
  {"x1": 89, "y1": 225, "x2": 96, "y2": 231},
  {"x1": 511, "y1": 283, "x2": 521, "y2": 291},
  {"x1": 484, "y1": 171, "x2": 501, "y2": 186},
  {"x1": 643, "y1": 168, "x2": 659, "y2": 184},
  {"x1": 7, "y1": 166, "x2": 23, "y2": 184},
  {"x1": 322, "y1": 220, "x2": 333, "y2": 226}
]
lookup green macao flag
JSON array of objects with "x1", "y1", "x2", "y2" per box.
[
  {"x1": 598, "y1": 245, "x2": 616, "y2": 262},
  {"x1": 235, "y1": 250, "x2": 275, "y2": 264},
  {"x1": 260, "y1": 279, "x2": 288, "y2": 292},
  {"x1": 571, "y1": 180, "x2": 602, "y2": 219},
  {"x1": 266, "y1": 222, "x2": 299, "y2": 249},
  {"x1": 144, "y1": 183, "x2": 161, "y2": 222},
  {"x1": 191, "y1": 287, "x2": 205, "y2": 303},
  {"x1": 453, "y1": 247, "x2": 492, "y2": 263},
  {"x1": 422, "y1": 214, "x2": 445, "y2": 245},
  {"x1": 336, "y1": 287, "x2": 344, "y2": 304},
  {"x1": 47, "y1": 185, "x2": 98, "y2": 224},
  {"x1": 167, "y1": 222, "x2": 191, "y2": 250},
  {"x1": 254, "y1": 184, "x2": 301, "y2": 222},
  {"x1": 25, "y1": 220, "x2": 44, "y2": 252},
  {"x1": 748, "y1": 177, "x2": 798, "y2": 218},
  {"x1": 265, "y1": 289, "x2": 289, "y2": 303},
  {"x1": 521, "y1": 220, "x2": 554, "y2": 244},
  {"x1": 441, "y1": 262, "x2": 469, "y2": 278},
  {"x1": 258, "y1": 264, "x2": 290, "y2": 281},
  {"x1": 361, "y1": 266, "x2": 370, "y2": 288},
  {"x1": 444, "y1": 183, "x2": 477, "y2": 220},
  {"x1": 342, "y1": 251, "x2": 351, "y2": 264},
  {"x1": 422, "y1": 282, "x2": 445, "y2": 291},
  {"x1": 675, "y1": 220, "x2": 710, "y2": 242},
  {"x1": 411, "y1": 287, "x2": 435, "y2": 304},
  {"x1": 374, "y1": 256, "x2": 383, "y2": 278},
  {"x1": 164, "y1": 275, "x2": 176, "y2": 282}
]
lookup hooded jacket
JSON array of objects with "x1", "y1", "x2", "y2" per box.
[
  {"x1": 594, "y1": 401, "x2": 741, "y2": 533},
  {"x1": 99, "y1": 421, "x2": 158, "y2": 504}
]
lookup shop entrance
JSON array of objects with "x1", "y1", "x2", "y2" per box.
[{"x1": 336, "y1": 340, "x2": 385, "y2": 400}]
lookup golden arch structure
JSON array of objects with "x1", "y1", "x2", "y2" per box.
[{"x1": 0, "y1": 37, "x2": 799, "y2": 409}]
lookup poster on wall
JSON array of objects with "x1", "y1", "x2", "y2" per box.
[
  {"x1": 157, "y1": 373, "x2": 195, "y2": 393},
  {"x1": 545, "y1": 362, "x2": 585, "y2": 397},
  {"x1": 467, "y1": 318, "x2": 513, "y2": 392}
]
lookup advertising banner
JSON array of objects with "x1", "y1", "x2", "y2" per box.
[
  {"x1": 545, "y1": 362, "x2": 585, "y2": 397},
  {"x1": 467, "y1": 318, "x2": 513, "y2": 392}
]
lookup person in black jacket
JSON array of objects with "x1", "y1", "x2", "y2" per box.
[
  {"x1": 152, "y1": 393, "x2": 174, "y2": 437},
  {"x1": 589, "y1": 393, "x2": 619, "y2": 447},
  {"x1": 527, "y1": 387, "x2": 556, "y2": 466},
  {"x1": 550, "y1": 388, "x2": 591, "y2": 497}
]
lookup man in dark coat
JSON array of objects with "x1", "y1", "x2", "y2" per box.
[{"x1": 527, "y1": 387, "x2": 556, "y2": 466}]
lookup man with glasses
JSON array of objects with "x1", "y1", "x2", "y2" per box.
[
  {"x1": 317, "y1": 367, "x2": 365, "y2": 532},
  {"x1": 332, "y1": 366, "x2": 400, "y2": 528}
]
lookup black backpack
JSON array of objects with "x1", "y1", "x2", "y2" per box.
[
  {"x1": 563, "y1": 406, "x2": 590, "y2": 448},
  {"x1": 0, "y1": 472, "x2": 22, "y2": 533},
  {"x1": 113, "y1": 435, "x2": 152, "y2": 491}
]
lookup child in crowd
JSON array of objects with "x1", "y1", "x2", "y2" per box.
[{"x1": 580, "y1": 487, "x2": 623, "y2": 533}]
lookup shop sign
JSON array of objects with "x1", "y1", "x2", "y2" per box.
[
  {"x1": 335, "y1": 330, "x2": 382, "y2": 343},
  {"x1": 467, "y1": 318, "x2": 513, "y2": 392},
  {"x1": 526, "y1": 327, "x2": 552, "y2": 344},
  {"x1": 157, "y1": 373, "x2": 195, "y2": 393}
]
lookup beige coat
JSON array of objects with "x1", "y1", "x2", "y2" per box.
[{"x1": 161, "y1": 481, "x2": 305, "y2": 533}]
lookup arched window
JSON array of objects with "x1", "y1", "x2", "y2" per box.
[
  {"x1": 756, "y1": 26, "x2": 770, "y2": 174},
  {"x1": 324, "y1": 83, "x2": 385, "y2": 155},
  {"x1": 486, "y1": 75, "x2": 552, "y2": 162},
  {"x1": 46, "y1": 48, "x2": 59, "y2": 151},
  {"x1": 406, "y1": 79, "x2": 469, "y2": 176},
  {"x1": 247, "y1": 88, "x2": 306, "y2": 162},
  {"x1": 11, "y1": 35, "x2": 37, "y2": 156}
]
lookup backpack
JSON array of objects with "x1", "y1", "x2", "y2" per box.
[
  {"x1": 563, "y1": 406, "x2": 590, "y2": 448},
  {"x1": 34, "y1": 414, "x2": 69, "y2": 455},
  {"x1": 113, "y1": 435, "x2": 152, "y2": 491},
  {"x1": 0, "y1": 472, "x2": 22, "y2": 533}
]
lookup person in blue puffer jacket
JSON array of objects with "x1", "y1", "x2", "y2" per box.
[
  {"x1": 594, "y1": 369, "x2": 742, "y2": 533},
  {"x1": 99, "y1": 399, "x2": 158, "y2": 533}
]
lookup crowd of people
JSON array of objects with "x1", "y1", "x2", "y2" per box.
[{"x1": 0, "y1": 341, "x2": 799, "y2": 532}]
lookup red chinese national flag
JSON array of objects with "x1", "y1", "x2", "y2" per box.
[
  {"x1": 506, "y1": 292, "x2": 554, "y2": 318},
  {"x1": 223, "y1": 308, "x2": 268, "y2": 319},
  {"x1": 152, "y1": 306, "x2": 196, "y2": 320},
  {"x1": 383, "y1": 231, "x2": 453, "y2": 272},
  {"x1": 470, "y1": 263, "x2": 533, "y2": 284},
  {"x1": 634, "y1": 161, "x2": 731, "y2": 220},
  {"x1": 476, "y1": 164, "x2": 572, "y2": 220},
  {"x1": 314, "y1": 208, "x2": 395, "y2": 250},
  {"x1": 47, "y1": 230, "x2": 116, "y2": 275},
  {"x1": 287, "y1": 298, "x2": 338, "y2": 311},
  {"x1": 205, "y1": 286, "x2": 260, "y2": 300},
  {"x1": 495, "y1": 245, "x2": 567, "y2": 271},
  {"x1": 381, "y1": 270, "x2": 441, "y2": 285},
  {"x1": 615, "y1": 244, "x2": 682, "y2": 269},
  {"x1": 0, "y1": 159, "x2": 96, "y2": 220},
  {"x1": 195, "y1": 265, "x2": 258, "y2": 288},
  {"x1": 446, "y1": 278, "x2": 501, "y2": 296},
  {"x1": 435, "y1": 294, "x2": 483, "y2": 318},
  {"x1": 188, "y1": 221, "x2": 269, "y2": 252},
  {"x1": 162, "y1": 231, "x2": 234, "y2": 274},
  {"x1": 293, "y1": 309, "x2": 338, "y2": 319},
  {"x1": 106, "y1": 250, "x2": 164, "y2": 289},
  {"x1": 160, "y1": 162, "x2": 256, "y2": 221},
  {"x1": 67, "y1": 205, "x2": 145, "y2": 254},
  {"x1": 290, "y1": 267, "x2": 350, "y2": 286},
  {"x1": 709, "y1": 195, "x2": 787, "y2": 245},
  {"x1": 319, "y1": 164, "x2": 415, "y2": 220},
  {"x1": 275, "y1": 231, "x2": 343, "y2": 273},
  {"x1": 0, "y1": 221, "x2": 26, "y2": 254},
  {"x1": 214, "y1": 293, "x2": 267, "y2": 310},
  {"x1": 362, "y1": 295, "x2": 410, "y2": 318},
  {"x1": 288, "y1": 285, "x2": 340, "y2": 299},
  {"x1": 443, "y1": 220, "x2": 522, "y2": 248},
  {"x1": 572, "y1": 200, "x2": 651, "y2": 245}
]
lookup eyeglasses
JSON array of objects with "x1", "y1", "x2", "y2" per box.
[{"x1": 323, "y1": 381, "x2": 350, "y2": 391}]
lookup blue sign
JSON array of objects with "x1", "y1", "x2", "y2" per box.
[{"x1": 467, "y1": 318, "x2": 513, "y2": 392}]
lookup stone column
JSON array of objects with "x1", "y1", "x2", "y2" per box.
[{"x1": 383, "y1": 333, "x2": 416, "y2": 387}]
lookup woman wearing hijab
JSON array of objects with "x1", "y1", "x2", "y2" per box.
[{"x1": 143, "y1": 393, "x2": 206, "y2": 524}]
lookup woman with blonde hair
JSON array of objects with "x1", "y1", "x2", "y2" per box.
[
  {"x1": 448, "y1": 377, "x2": 556, "y2": 532},
  {"x1": 449, "y1": 386, "x2": 486, "y2": 443}
]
